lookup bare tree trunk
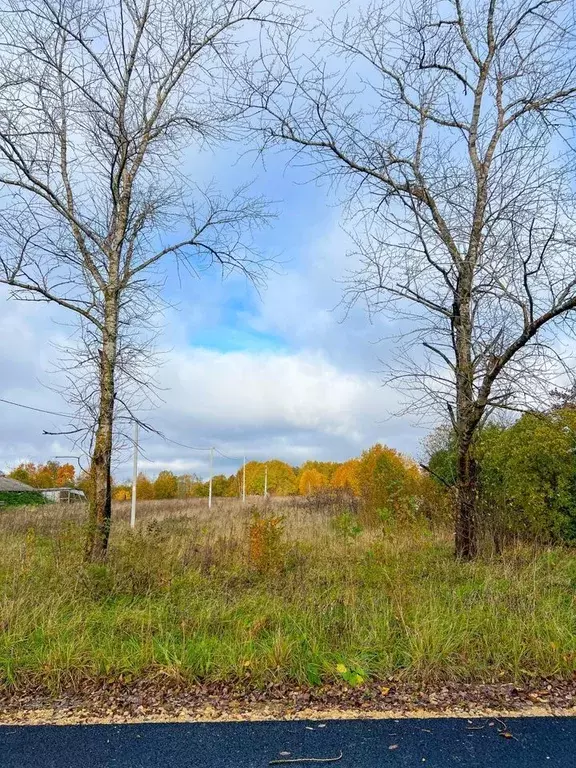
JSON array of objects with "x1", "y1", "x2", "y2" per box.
[
  {"x1": 455, "y1": 441, "x2": 478, "y2": 560},
  {"x1": 85, "y1": 295, "x2": 118, "y2": 561},
  {"x1": 454, "y1": 270, "x2": 479, "y2": 560}
]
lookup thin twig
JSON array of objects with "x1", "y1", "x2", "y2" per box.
[{"x1": 269, "y1": 752, "x2": 344, "y2": 765}]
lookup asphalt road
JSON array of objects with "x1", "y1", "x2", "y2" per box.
[{"x1": 0, "y1": 716, "x2": 574, "y2": 767}]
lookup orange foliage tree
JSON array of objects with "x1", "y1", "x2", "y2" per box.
[
  {"x1": 331, "y1": 459, "x2": 361, "y2": 496},
  {"x1": 56, "y1": 463, "x2": 75, "y2": 487},
  {"x1": 9, "y1": 461, "x2": 75, "y2": 488}
]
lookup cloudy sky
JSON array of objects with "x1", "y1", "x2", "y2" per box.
[{"x1": 0, "y1": 1, "x2": 430, "y2": 482}]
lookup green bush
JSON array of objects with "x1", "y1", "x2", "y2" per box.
[
  {"x1": 427, "y1": 411, "x2": 576, "y2": 545},
  {"x1": 0, "y1": 491, "x2": 47, "y2": 507},
  {"x1": 330, "y1": 511, "x2": 363, "y2": 540}
]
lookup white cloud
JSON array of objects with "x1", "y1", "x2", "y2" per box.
[
  {"x1": 160, "y1": 347, "x2": 369, "y2": 437},
  {"x1": 0, "y1": 210, "x2": 426, "y2": 480}
]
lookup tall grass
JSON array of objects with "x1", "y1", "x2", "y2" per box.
[{"x1": 1, "y1": 497, "x2": 575, "y2": 691}]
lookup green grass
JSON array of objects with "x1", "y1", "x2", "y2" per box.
[{"x1": 1, "y1": 498, "x2": 576, "y2": 691}]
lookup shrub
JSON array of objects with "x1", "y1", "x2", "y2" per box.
[
  {"x1": 303, "y1": 486, "x2": 359, "y2": 515},
  {"x1": 0, "y1": 491, "x2": 47, "y2": 507},
  {"x1": 357, "y1": 444, "x2": 422, "y2": 525},
  {"x1": 110, "y1": 521, "x2": 177, "y2": 596},
  {"x1": 330, "y1": 511, "x2": 363, "y2": 540},
  {"x1": 248, "y1": 510, "x2": 285, "y2": 573},
  {"x1": 426, "y1": 413, "x2": 576, "y2": 547}
]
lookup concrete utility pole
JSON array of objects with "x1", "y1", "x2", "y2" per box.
[
  {"x1": 130, "y1": 420, "x2": 138, "y2": 529},
  {"x1": 264, "y1": 464, "x2": 268, "y2": 498},
  {"x1": 208, "y1": 446, "x2": 214, "y2": 509},
  {"x1": 242, "y1": 454, "x2": 246, "y2": 504}
]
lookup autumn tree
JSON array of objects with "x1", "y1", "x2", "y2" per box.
[
  {"x1": 136, "y1": 473, "x2": 154, "y2": 501},
  {"x1": 238, "y1": 460, "x2": 297, "y2": 496},
  {"x1": 357, "y1": 444, "x2": 420, "y2": 523},
  {"x1": 211, "y1": 474, "x2": 230, "y2": 496},
  {"x1": 8, "y1": 463, "x2": 36, "y2": 487},
  {"x1": 112, "y1": 485, "x2": 131, "y2": 502},
  {"x1": 9, "y1": 460, "x2": 75, "y2": 488},
  {"x1": 224, "y1": 473, "x2": 241, "y2": 497},
  {"x1": 153, "y1": 471, "x2": 178, "y2": 500},
  {"x1": 56, "y1": 464, "x2": 75, "y2": 487},
  {"x1": 298, "y1": 467, "x2": 327, "y2": 495},
  {"x1": 331, "y1": 459, "x2": 361, "y2": 496},
  {"x1": 0, "y1": 0, "x2": 291, "y2": 560},
  {"x1": 176, "y1": 474, "x2": 202, "y2": 499},
  {"x1": 255, "y1": 0, "x2": 576, "y2": 558},
  {"x1": 298, "y1": 461, "x2": 339, "y2": 483},
  {"x1": 35, "y1": 462, "x2": 61, "y2": 489}
]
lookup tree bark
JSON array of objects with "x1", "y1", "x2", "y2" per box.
[
  {"x1": 455, "y1": 443, "x2": 478, "y2": 560},
  {"x1": 454, "y1": 259, "x2": 479, "y2": 560},
  {"x1": 85, "y1": 293, "x2": 118, "y2": 561}
]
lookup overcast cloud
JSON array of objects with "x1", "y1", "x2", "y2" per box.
[
  {"x1": 0, "y1": 0, "x2": 429, "y2": 481},
  {"x1": 0, "y1": 212, "x2": 426, "y2": 481}
]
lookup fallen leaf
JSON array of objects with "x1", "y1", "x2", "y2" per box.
[
  {"x1": 500, "y1": 732, "x2": 514, "y2": 739},
  {"x1": 380, "y1": 686, "x2": 390, "y2": 696}
]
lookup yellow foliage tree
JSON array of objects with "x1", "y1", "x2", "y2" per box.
[
  {"x1": 331, "y1": 459, "x2": 361, "y2": 496},
  {"x1": 153, "y1": 470, "x2": 178, "y2": 499},
  {"x1": 298, "y1": 467, "x2": 327, "y2": 495},
  {"x1": 357, "y1": 443, "x2": 422, "y2": 524},
  {"x1": 8, "y1": 462, "x2": 36, "y2": 486},
  {"x1": 112, "y1": 485, "x2": 131, "y2": 501},
  {"x1": 237, "y1": 460, "x2": 297, "y2": 496},
  {"x1": 136, "y1": 473, "x2": 154, "y2": 500},
  {"x1": 298, "y1": 461, "x2": 340, "y2": 483}
]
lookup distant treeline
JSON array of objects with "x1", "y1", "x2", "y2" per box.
[
  {"x1": 112, "y1": 446, "x2": 417, "y2": 501},
  {"x1": 111, "y1": 445, "x2": 448, "y2": 524}
]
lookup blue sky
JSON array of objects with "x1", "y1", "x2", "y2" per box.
[
  {"x1": 0, "y1": 0, "x2": 429, "y2": 481},
  {"x1": 0, "y1": 137, "x2": 427, "y2": 481}
]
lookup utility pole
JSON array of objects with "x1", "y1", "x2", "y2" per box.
[
  {"x1": 208, "y1": 446, "x2": 214, "y2": 509},
  {"x1": 130, "y1": 420, "x2": 138, "y2": 529},
  {"x1": 242, "y1": 454, "x2": 246, "y2": 504},
  {"x1": 264, "y1": 464, "x2": 268, "y2": 498}
]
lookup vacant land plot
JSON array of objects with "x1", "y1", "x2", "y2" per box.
[{"x1": 1, "y1": 498, "x2": 575, "y2": 692}]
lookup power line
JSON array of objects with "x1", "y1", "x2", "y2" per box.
[
  {"x1": 156, "y1": 434, "x2": 213, "y2": 452},
  {"x1": 1, "y1": 396, "x2": 238, "y2": 463},
  {"x1": 0, "y1": 397, "x2": 74, "y2": 419},
  {"x1": 144, "y1": 424, "x2": 235, "y2": 461}
]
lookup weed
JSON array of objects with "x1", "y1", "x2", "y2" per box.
[
  {"x1": 330, "y1": 511, "x2": 363, "y2": 540},
  {"x1": 248, "y1": 510, "x2": 285, "y2": 573},
  {"x1": 0, "y1": 498, "x2": 575, "y2": 690}
]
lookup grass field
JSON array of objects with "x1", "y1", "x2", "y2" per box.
[{"x1": 1, "y1": 497, "x2": 576, "y2": 692}]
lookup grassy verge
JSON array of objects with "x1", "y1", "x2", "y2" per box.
[{"x1": 1, "y1": 498, "x2": 576, "y2": 692}]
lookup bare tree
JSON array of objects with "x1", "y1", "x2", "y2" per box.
[
  {"x1": 0, "y1": 0, "x2": 290, "y2": 560},
  {"x1": 252, "y1": 0, "x2": 576, "y2": 557}
]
